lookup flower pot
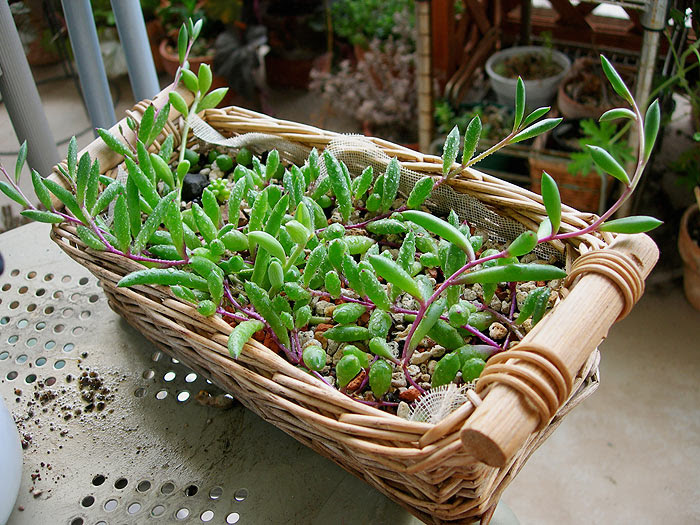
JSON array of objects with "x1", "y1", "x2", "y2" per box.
[
  {"x1": 485, "y1": 46, "x2": 571, "y2": 110},
  {"x1": 679, "y1": 204, "x2": 700, "y2": 310}
]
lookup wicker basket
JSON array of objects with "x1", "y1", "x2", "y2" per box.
[{"x1": 48, "y1": 88, "x2": 658, "y2": 524}]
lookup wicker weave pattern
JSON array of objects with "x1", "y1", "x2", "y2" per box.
[{"x1": 49, "y1": 101, "x2": 609, "y2": 524}]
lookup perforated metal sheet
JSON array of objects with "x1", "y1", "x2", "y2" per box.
[{"x1": 0, "y1": 223, "x2": 422, "y2": 525}]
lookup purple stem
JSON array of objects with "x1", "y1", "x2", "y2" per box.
[
  {"x1": 403, "y1": 362, "x2": 426, "y2": 394},
  {"x1": 401, "y1": 249, "x2": 508, "y2": 364},
  {"x1": 217, "y1": 308, "x2": 250, "y2": 324},
  {"x1": 477, "y1": 304, "x2": 523, "y2": 341},
  {"x1": 459, "y1": 323, "x2": 501, "y2": 349},
  {"x1": 293, "y1": 329, "x2": 303, "y2": 360},
  {"x1": 311, "y1": 371, "x2": 331, "y2": 387},
  {"x1": 309, "y1": 289, "x2": 375, "y2": 308},
  {"x1": 223, "y1": 282, "x2": 298, "y2": 363},
  {"x1": 502, "y1": 282, "x2": 519, "y2": 349}
]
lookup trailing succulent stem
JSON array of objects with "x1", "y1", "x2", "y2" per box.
[{"x1": 1, "y1": 18, "x2": 661, "y2": 414}]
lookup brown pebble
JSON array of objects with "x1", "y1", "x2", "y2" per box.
[
  {"x1": 399, "y1": 387, "x2": 421, "y2": 402},
  {"x1": 345, "y1": 369, "x2": 367, "y2": 393}
]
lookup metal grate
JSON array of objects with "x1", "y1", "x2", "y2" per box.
[{"x1": 0, "y1": 223, "x2": 421, "y2": 525}]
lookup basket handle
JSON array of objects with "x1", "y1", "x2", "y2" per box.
[
  {"x1": 47, "y1": 84, "x2": 193, "y2": 207},
  {"x1": 460, "y1": 233, "x2": 658, "y2": 467}
]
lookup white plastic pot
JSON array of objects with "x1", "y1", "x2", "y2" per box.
[
  {"x1": 0, "y1": 395, "x2": 22, "y2": 524},
  {"x1": 485, "y1": 46, "x2": 571, "y2": 110}
]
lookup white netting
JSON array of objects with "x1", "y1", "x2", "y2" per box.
[
  {"x1": 190, "y1": 115, "x2": 562, "y2": 261},
  {"x1": 409, "y1": 383, "x2": 472, "y2": 424}
]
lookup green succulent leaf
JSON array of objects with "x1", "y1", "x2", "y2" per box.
[
  {"x1": 511, "y1": 118, "x2": 562, "y2": 143},
  {"x1": 30, "y1": 170, "x2": 53, "y2": 210},
  {"x1": 249, "y1": 231, "x2": 286, "y2": 263},
  {"x1": 599, "y1": 108, "x2": 636, "y2": 122},
  {"x1": 66, "y1": 136, "x2": 77, "y2": 178},
  {"x1": 368, "y1": 255, "x2": 423, "y2": 302},
  {"x1": 177, "y1": 23, "x2": 188, "y2": 63},
  {"x1": 600, "y1": 55, "x2": 633, "y2": 104},
  {"x1": 643, "y1": 99, "x2": 660, "y2": 162},
  {"x1": 96, "y1": 128, "x2": 133, "y2": 159},
  {"x1": 168, "y1": 91, "x2": 189, "y2": 117},
  {"x1": 540, "y1": 171, "x2": 561, "y2": 234},
  {"x1": 382, "y1": 157, "x2": 401, "y2": 212},
  {"x1": 227, "y1": 320, "x2": 265, "y2": 359},
  {"x1": 442, "y1": 125, "x2": 460, "y2": 175},
  {"x1": 521, "y1": 106, "x2": 550, "y2": 128},
  {"x1": 138, "y1": 105, "x2": 155, "y2": 145},
  {"x1": 0, "y1": 181, "x2": 29, "y2": 208},
  {"x1": 462, "y1": 116, "x2": 482, "y2": 164},
  {"x1": 15, "y1": 141, "x2": 27, "y2": 183},
  {"x1": 336, "y1": 354, "x2": 361, "y2": 388},
  {"x1": 513, "y1": 77, "x2": 525, "y2": 131},
  {"x1": 19, "y1": 210, "x2": 64, "y2": 223},
  {"x1": 113, "y1": 194, "x2": 131, "y2": 253},
  {"x1": 197, "y1": 88, "x2": 229, "y2": 112},
  {"x1": 402, "y1": 210, "x2": 474, "y2": 260},
  {"x1": 455, "y1": 263, "x2": 566, "y2": 285},
  {"x1": 587, "y1": 145, "x2": 630, "y2": 185},
  {"x1": 369, "y1": 360, "x2": 393, "y2": 398},
  {"x1": 597, "y1": 215, "x2": 662, "y2": 234}
]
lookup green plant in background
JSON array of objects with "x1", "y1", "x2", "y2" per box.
[
  {"x1": 330, "y1": 0, "x2": 415, "y2": 48},
  {"x1": 567, "y1": 118, "x2": 635, "y2": 177},
  {"x1": 671, "y1": 132, "x2": 700, "y2": 191},
  {"x1": 0, "y1": 19, "x2": 662, "y2": 411},
  {"x1": 434, "y1": 100, "x2": 514, "y2": 141}
]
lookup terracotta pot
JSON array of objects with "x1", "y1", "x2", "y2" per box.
[
  {"x1": 158, "y1": 39, "x2": 236, "y2": 106},
  {"x1": 146, "y1": 20, "x2": 166, "y2": 74},
  {"x1": 557, "y1": 57, "x2": 635, "y2": 120},
  {"x1": 158, "y1": 39, "x2": 214, "y2": 78},
  {"x1": 678, "y1": 204, "x2": 700, "y2": 310}
]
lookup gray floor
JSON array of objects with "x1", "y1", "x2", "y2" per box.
[{"x1": 1, "y1": 63, "x2": 699, "y2": 524}]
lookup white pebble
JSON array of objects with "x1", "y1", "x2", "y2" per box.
[
  {"x1": 397, "y1": 401, "x2": 411, "y2": 419},
  {"x1": 489, "y1": 322, "x2": 508, "y2": 340}
]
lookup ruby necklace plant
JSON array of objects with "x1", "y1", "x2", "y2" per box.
[{"x1": 1, "y1": 19, "x2": 661, "y2": 411}]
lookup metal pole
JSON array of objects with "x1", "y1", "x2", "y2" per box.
[
  {"x1": 61, "y1": 0, "x2": 116, "y2": 132},
  {"x1": 416, "y1": 0, "x2": 433, "y2": 153},
  {"x1": 111, "y1": 0, "x2": 159, "y2": 100},
  {"x1": 618, "y1": 0, "x2": 668, "y2": 217},
  {"x1": 0, "y1": 0, "x2": 60, "y2": 177}
]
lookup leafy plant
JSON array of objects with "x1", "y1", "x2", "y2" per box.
[
  {"x1": 330, "y1": 0, "x2": 415, "y2": 49},
  {"x1": 0, "y1": 19, "x2": 661, "y2": 412}
]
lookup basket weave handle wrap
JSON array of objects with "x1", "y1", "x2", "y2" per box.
[
  {"x1": 565, "y1": 248, "x2": 645, "y2": 321},
  {"x1": 460, "y1": 233, "x2": 658, "y2": 468},
  {"x1": 476, "y1": 344, "x2": 574, "y2": 430}
]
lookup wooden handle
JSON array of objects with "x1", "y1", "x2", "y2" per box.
[
  {"x1": 47, "y1": 84, "x2": 193, "y2": 207},
  {"x1": 460, "y1": 233, "x2": 659, "y2": 467}
]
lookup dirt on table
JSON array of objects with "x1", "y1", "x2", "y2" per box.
[{"x1": 494, "y1": 51, "x2": 563, "y2": 80}]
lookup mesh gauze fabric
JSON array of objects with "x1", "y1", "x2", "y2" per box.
[{"x1": 190, "y1": 115, "x2": 560, "y2": 261}]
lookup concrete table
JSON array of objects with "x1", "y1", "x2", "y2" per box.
[{"x1": 0, "y1": 223, "x2": 517, "y2": 525}]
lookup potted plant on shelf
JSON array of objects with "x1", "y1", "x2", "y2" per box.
[
  {"x1": 310, "y1": 12, "x2": 417, "y2": 146},
  {"x1": 674, "y1": 134, "x2": 700, "y2": 309},
  {"x1": 0, "y1": 18, "x2": 663, "y2": 523},
  {"x1": 330, "y1": 0, "x2": 415, "y2": 58},
  {"x1": 557, "y1": 56, "x2": 636, "y2": 120},
  {"x1": 485, "y1": 35, "x2": 571, "y2": 110}
]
